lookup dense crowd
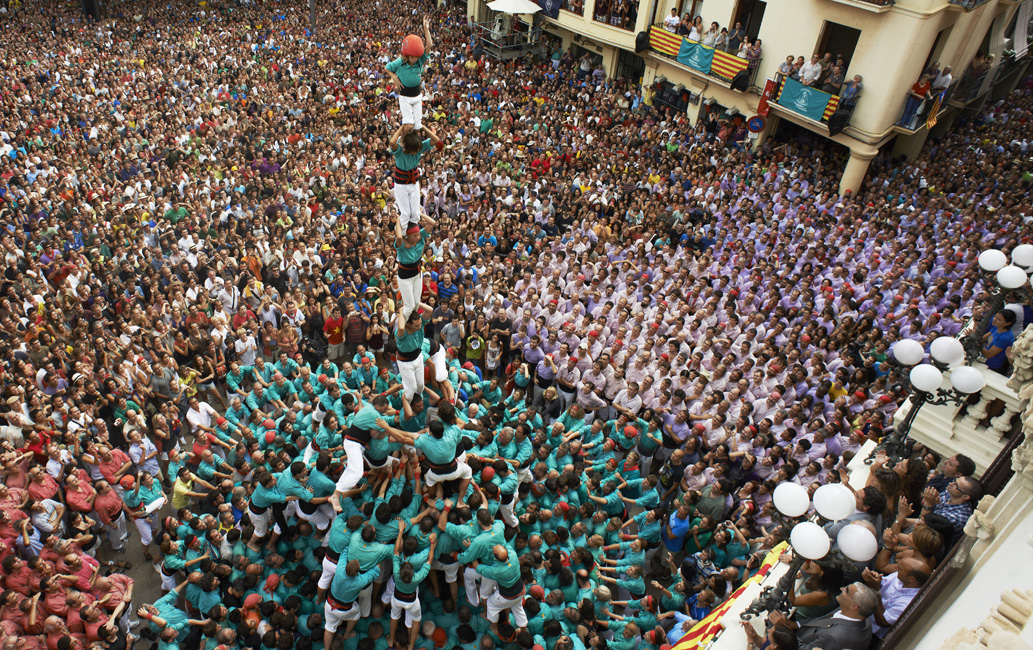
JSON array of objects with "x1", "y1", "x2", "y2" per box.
[{"x1": 0, "y1": 1, "x2": 1030, "y2": 650}]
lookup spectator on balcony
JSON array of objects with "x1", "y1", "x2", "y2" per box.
[
  {"x1": 664, "y1": 8, "x2": 679, "y2": 31},
  {"x1": 800, "y1": 54, "x2": 823, "y2": 86},
  {"x1": 768, "y1": 582, "x2": 878, "y2": 650},
  {"x1": 921, "y1": 477, "x2": 982, "y2": 537},
  {"x1": 926, "y1": 454, "x2": 975, "y2": 493},
  {"x1": 822, "y1": 66, "x2": 845, "y2": 95},
  {"x1": 715, "y1": 27, "x2": 728, "y2": 51},
  {"x1": 863, "y1": 559, "x2": 929, "y2": 638},
  {"x1": 702, "y1": 22, "x2": 719, "y2": 47},
  {"x1": 689, "y1": 16, "x2": 703, "y2": 41},
  {"x1": 791, "y1": 55, "x2": 806, "y2": 80},
  {"x1": 842, "y1": 74, "x2": 863, "y2": 107},
  {"x1": 727, "y1": 22, "x2": 745, "y2": 53},
  {"x1": 982, "y1": 310, "x2": 1017, "y2": 375},
  {"x1": 678, "y1": 13, "x2": 691, "y2": 35},
  {"x1": 898, "y1": 74, "x2": 933, "y2": 127},
  {"x1": 747, "y1": 39, "x2": 762, "y2": 74},
  {"x1": 932, "y1": 66, "x2": 953, "y2": 94},
  {"x1": 816, "y1": 52, "x2": 833, "y2": 84},
  {"x1": 778, "y1": 56, "x2": 795, "y2": 80},
  {"x1": 737, "y1": 36, "x2": 750, "y2": 59}
]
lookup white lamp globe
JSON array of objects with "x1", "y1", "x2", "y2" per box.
[
  {"x1": 1012, "y1": 244, "x2": 1033, "y2": 270},
  {"x1": 837, "y1": 523, "x2": 879, "y2": 562},
  {"x1": 930, "y1": 337, "x2": 965, "y2": 368},
  {"x1": 997, "y1": 265, "x2": 1028, "y2": 290},
  {"x1": 892, "y1": 339, "x2": 925, "y2": 366},
  {"x1": 772, "y1": 482, "x2": 810, "y2": 518},
  {"x1": 950, "y1": 366, "x2": 986, "y2": 394},
  {"x1": 790, "y1": 522, "x2": 831, "y2": 560},
  {"x1": 812, "y1": 484, "x2": 856, "y2": 522},
  {"x1": 910, "y1": 365, "x2": 943, "y2": 393},
  {"x1": 978, "y1": 249, "x2": 1007, "y2": 272}
]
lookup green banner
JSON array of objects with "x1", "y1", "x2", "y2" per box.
[
  {"x1": 677, "y1": 39, "x2": 714, "y2": 75},
  {"x1": 778, "y1": 77, "x2": 831, "y2": 122}
]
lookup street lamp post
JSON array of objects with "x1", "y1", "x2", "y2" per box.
[{"x1": 867, "y1": 338, "x2": 985, "y2": 463}]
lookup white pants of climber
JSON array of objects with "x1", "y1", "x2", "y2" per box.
[
  {"x1": 296, "y1": 502, "x2": 333, "y2": 532},
  {"x1": 318, "y1": 556, "x2": 338, "y2": 590},
  {"x1": 398, "y1": 93, "x2": 423, "y2": 129},
  {"x1": 398, "y1": 356, "x2": 425, "y2": 401},
  {"x1": 398, "y1": 274, "x2": 422, "y2": 323},
  {"x1": 133, "y1": 515, "x2": 160, "y2": 547},
  {"x1": 463, "y1": 566, "x2": 495, "y2": 606},
  {"x1": 486, "y1": 589, "x2": 528, "y2": 627},
  {"x1": 336, "y1": 439, "x2": 366, "y2": 493},
  {"x1": 394, "y1": 181, "x2": 421, "y2": 230},
  {"x1": 104, "y1": 513, "x2": 128, "y2": 552},
  {"x1": 324, "y1": 599, "x2": 360, "y2": 632},
  {"x1": 160, "y1": 570, "x2": 178, "y2": 591},
  {"x1": 249, "y1": 506, "x2": 272, "y2": 538},
  {"x1": 358, "y1": 582, "x2": 375, "y2": 617},
  {"x1": 499, "y1": 499, "x2": 518, "y2": 527},
  {"x1": 431, "y1": 557, "x2": 460, "y2": 583},
  {"x1": 425, "y1": 459, "x2": 473, "y2": 487},
  {"x1": 391, "y1": 592, "x2": 422, "y2": 627},
  {"x1": 430, "y1": 344, "x2": 447, "y2": 382}
]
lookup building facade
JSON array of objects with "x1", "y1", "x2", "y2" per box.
[{"x1": 469, "y1": 0, "x2": 1033, "y2": 194}]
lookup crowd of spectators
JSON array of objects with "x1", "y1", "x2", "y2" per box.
[{"x1": 0, "y1": 2, "x2": 1029, "y2": 650}]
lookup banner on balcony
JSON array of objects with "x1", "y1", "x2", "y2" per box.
[
  {"x1": 926, "y1": 88, "x2": 946, "y2": 129},
  {"x1": 777, "y1": 77, "x2": 831, "y2": 122},
  {"x1": 538, "y1": 0, "x2": 562, "y2": 19},
  {"x1": 677, "y1": 39, "x2": 715, "y2": 74}
]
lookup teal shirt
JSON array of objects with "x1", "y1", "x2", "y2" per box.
[
  {"x1": 396, "y1": 321, "x2": 426, "y2": 353},
  {"x1": 391, "y1": 139, "x2": 433, "y2": 172},
  {"x1": 386, "y1": 54, "x2": 429, "y2": 88},
  {"x1": 395, "y1": 229, "x2": 430, "y2": 265},
  {"x1": 414, "y1": 424, "x2": 462, "y2": 465}
]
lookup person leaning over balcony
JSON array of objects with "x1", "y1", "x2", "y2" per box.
[
  {"x1": 926, "y1": 454, "x2": 975, "y2": 492},
  {"x1": 777, "y1": 56, "x2": 794, "y2": 80},
  {"x1": 841, "y1": 75, "x2": 863, "y2": 106},
  {"x1": 663, "y1": 8, "x2": 679, "y2": 31},
  {"x1": 715, "y1": 27, "x2": 727, "y2": 51},
  {"x1": 899, "y1": 74, "x2": 933, "y2": 127},
  {"x1": 799, "y1": 55, "x2": 822, "y2": 86},
  {"x1": 932, "y1": 66, "x2": 953, "y2": 93},
  {"x1": 822, "y1": 66, "x2": 844, "y2": 95},
  {"x1": 767, "y1": 581, "x2": 878, "y2": 650},
  {"x1": 983, "y1": 310, "x2": 1017, "y2": 375}
]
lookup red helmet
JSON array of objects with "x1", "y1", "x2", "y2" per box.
[{"x1": 402, "y1": 34, "x2": 425, "y2": 57}]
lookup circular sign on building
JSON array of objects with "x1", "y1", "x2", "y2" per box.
[{"x1": 747, "y1": 115, "x2": 766, "y2": 133}]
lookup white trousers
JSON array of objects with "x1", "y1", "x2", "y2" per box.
[
  {"x1": 133, "y1": 515, "x2": 160, "y2": 547},
  {"x1": 486, "y1": 589, "x2": 528, "y2": 627},
  {"x1": 104, "y1": 513, "x2": 128, "y2": 551},
  {"x1": 318, "y1": 556, "x2": 338, "y2": 590},
  {"x1": 390, "y1": 592, "x2": 422, "y2": 626},
  {"x1": 398, "y1": 356, "x2": 426, "y2": 401},
  {"x1": 430, "y1": 344, "x2": 447, "y2": 383},
  {"x1": 398, "y1": 93, "x2": 423, "y2": 129},
  {"x1": 394, "y1": 182, "x2": 421, "y2": 230},
  {"x1": 463, "y1": 566, "x2": 495, "y2": 606},
  {"x1": 250, "y1": 507, "x2": 272, "y2": 538},
  {"x1": 398, "y1": 274, "x2": 422, "y2": 323},
  {"x1": 358, "y1": 582, "x2": 374, "y2": 617},
  {"x1": 324, "y1": 599, "x2": 359, "y2": 632},
  {"x1": 336, "y1": 439, "x2": 366, "y2": 493}
]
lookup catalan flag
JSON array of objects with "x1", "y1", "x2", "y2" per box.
[
  {"x1": 711, "y1": 49, "x2": 749, "y2": 81},
  {"x1": 649, "y1": 26, "x2": 682, "y2": 58},
  {"x1": 671, "y1": 542, "x2": 789, "y2": 650}
]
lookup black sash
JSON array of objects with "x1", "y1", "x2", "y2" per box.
[
  {"x1": 393, "y1": 166, "x2": 420, "y2": 184},
  {"x1": 398, "y1": 347, "x2": 422, "y2": 362},
  {"x1": 399, "y1": 84, "x2": 421, "y2": 97},
  {"x1": 345, "y1": 424, "x2": 371, "y2": 445},
  {"x1": 398, "y1": 260, "x2": 421, "y2": 279},
  {"x1": 394, "y1": 588, "x2": 417, "y2": 603},
  {"x1": 498, "y1": 578, "x2": 525, "y2": 599}
]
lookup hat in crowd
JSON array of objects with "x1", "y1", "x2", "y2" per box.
[
  {"x1": 432, "y1": 629, "x2": 448, "y2": 648},
  {"x1": 120, "y1": 475, "x2": 135, "y2": 490},
  {"x1": 264, "y1": 419, "x2": 277, "y2": 429},
  {"x1": 770, "y1": 391, "x2": 781, "y2": 399},
  {"x1": 854, "y1": 390, "x2": 866, "y2": 400},
  {"x1": 529, "y1": 585, "x2": 545, "y2": 599},
  {"x1": 216, "y1": 417, "x2": 228, "y2": 425},
  {"x1": 481, "y1": 466, "x2": 495, "y2": 481}
]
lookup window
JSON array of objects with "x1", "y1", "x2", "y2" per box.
[
  {"x1": 592, "y1": 0, "x2": 639, "y2": 30},
  {"x1": 565, "y1": 0, "x2": 584, "y2": 17},
  {"x1": 923, "y1": 26, "x2": 953, "y2": 72},
  {"x1": 815, "y1": 21, "x2": 862, "y2": 73},
  {"x1": 732, "y1": 0, "x2": 766, "y2": 40}
]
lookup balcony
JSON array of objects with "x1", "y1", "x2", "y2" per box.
[
  {"x1": 647, "y1": 25, "x2": 761, "y2": 88},
  {"x1": 947, "y1": 0, "x2": 993, "y2": 9},
  {"x1": 826, "y1": 0, "x2": 895, "y2": 12},
  {"x1": 768, "y1": 74, "x2": 857, "y2": 127},
  {"x1": 896, "y1": 80, "x2": 956, "y2": 131},
  {"x1": 896, "y1": 360, "x2": 1021, "y2": 475}
]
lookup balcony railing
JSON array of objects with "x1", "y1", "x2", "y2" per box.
[
  {"x1": 948, "y1": 0, "x2": 993, "y2": 8},
  {"x1": 896, "y1": 80, "x2": 957, "y2": 130},
  {"x1": 769, "y1": 74, "x2": 857, "y2": 126},
  {"x1": 592, "y1": 1, "x2": 638, "y2": 31},
  {"x1": 647, "y1": 25, "x2": 761, "y2": 87}
]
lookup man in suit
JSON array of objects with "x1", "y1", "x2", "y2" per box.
[{"x1": 768, "y1": 581, "x2": 879, "y2": 650}]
